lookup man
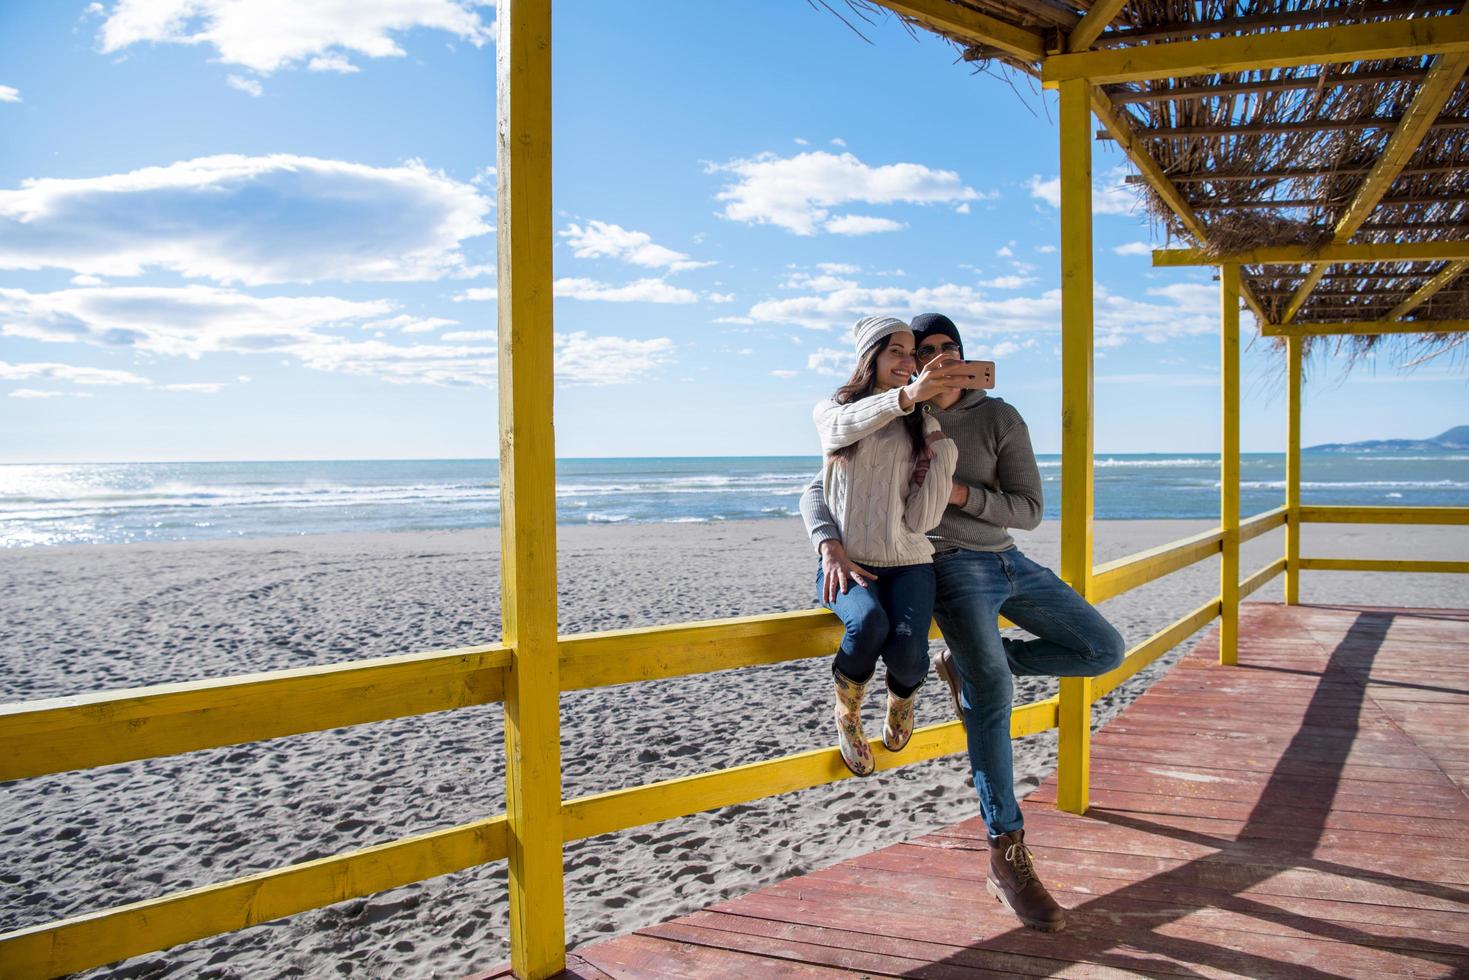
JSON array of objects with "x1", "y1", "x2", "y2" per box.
[{"x1": 800, "y1": 312, "x2": 1125, "y2": 933}]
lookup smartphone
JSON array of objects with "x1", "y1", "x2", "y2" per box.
[{"x1": 961, "y1": 359, "x2": 996, "y2": 390}]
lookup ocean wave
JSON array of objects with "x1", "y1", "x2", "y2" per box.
[
  {"x1": 1236, "y1": 480, "x2": 1469, "y2": 490},
  {"x1": 585, "y1": 512, "x2": 630, "y2": 523}
]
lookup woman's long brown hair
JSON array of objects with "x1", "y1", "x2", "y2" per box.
[{"x1": 829, "y1": 335, "x2": 925, "y2": 462}]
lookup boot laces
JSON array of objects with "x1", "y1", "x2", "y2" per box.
[{"x1": 1005, "y1": 840, "x2": 1038, "y2": 886}]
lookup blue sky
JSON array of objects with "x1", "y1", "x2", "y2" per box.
[{"x1": 0, "y1": 1, "x2": 1462, "y2": 462}]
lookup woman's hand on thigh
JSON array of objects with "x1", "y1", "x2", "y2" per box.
[{"x1": 819, "y1": 539, "x2": 876, "y2": 604}]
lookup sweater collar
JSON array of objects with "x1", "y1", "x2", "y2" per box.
[{"x1": 930, "y1": 389, "x2": 988, "y2": 414}]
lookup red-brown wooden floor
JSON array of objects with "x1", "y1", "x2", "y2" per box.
[{"x1": 476, "y1": 603, "x2": 1469, "y2": 979}]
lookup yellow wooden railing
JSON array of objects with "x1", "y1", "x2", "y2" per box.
[{"x1": 4, "y1": 3, "x2": 1467, "y2": 978}]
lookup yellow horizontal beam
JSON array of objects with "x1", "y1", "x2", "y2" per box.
[
  {"x1": 869, "y1": 0, "x2": 1047, "y2": 62},
  {"x1": 1154, "y1": 241, "x2": 1469, "y2": 267},
  {"x1": 1240, "y1": 505, "x2": 1289, "y2": 543},
  {"x1": 1091, "y1": 527, "x2": 1224, "y2": 603},
  {"x1": 558, "y1": 609, "x2": 842, "y2": 690},
  {"x1": 1302, "y1": 505, "x2": 1469, "y2": 525},
  {"x1": 562, "y1": 697, "x2": 1057, "y2": 841},
  {"x1": 0, "y1": 644, "x2": 509, "y2": 781},
  {"x1": 1093, "y1": 597, "x2": 1221, "y2": 699},
  {"x1": 559, "y1": 607, "x2": 1012, "y2": 690},
  {"x1": 0, "y1": 815, "x2": 508, "y2": 980},
  {"x1": 1261, "y1": 320, "x2": 1469, "y2": 338},
  {"x1": 1240, "y1": 557, "x2": 1288, "y2": 599},
  {"x1": 1299, "y1": 558, "x2": 1469, "y2": 573},
  {"x1": 1043, "y1": 14, "x2": 1469, "y2": 85}
]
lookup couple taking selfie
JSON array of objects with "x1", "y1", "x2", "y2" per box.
[{"x1": 802, "y1": 312, "x2": 1126, "y2": 934}]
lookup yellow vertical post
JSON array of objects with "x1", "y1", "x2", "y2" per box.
[
  {"x1": 1219, "y1": 264, "x2": 1240, "y2": 666},
  {"x1": 497, "y1": 1, "x2": 565, "y2": 977},
  {"x1": 1057, "y1": 76, "x2": 1094, "y2": 815},
  {"x1": 1285, "y1": 334, "x2": 1302, "y2": 604}
]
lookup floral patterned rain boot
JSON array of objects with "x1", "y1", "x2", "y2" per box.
[
  {"x1": 833, "y1": 666, "x2": 875, "y2": 776},
  {"x1": 882, "y1": 686, "x2": 918, "y2": 752}
]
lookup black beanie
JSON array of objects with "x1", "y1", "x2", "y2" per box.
[{"x1": 911, "y1": 313, "x2": 962, "y2": 356}]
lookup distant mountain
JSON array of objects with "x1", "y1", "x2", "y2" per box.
[{"x1": 1305, "y1": 425, "x2": 1469, "y2": 454}]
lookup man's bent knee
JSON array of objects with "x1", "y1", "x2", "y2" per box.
[{"x1": 1083, "y1": 620, "x2": 1127, "y2": 675}]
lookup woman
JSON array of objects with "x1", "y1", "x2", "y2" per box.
[{"x1": 813, "y1": 314, "x2": 965, "y2": 776}]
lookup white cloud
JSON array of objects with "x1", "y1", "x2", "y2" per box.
[
  {"x1": 554, "y1": 331, "x2": 675, "y2": 385},
  {"x1": 709, "y1": 150, "x2": 985, "y2": 235},
  {"x1": 970, "y1": 341, "x2": 1023, "y2": 359},
  {"x1": 362, "y1": 314, "x2": 459, "y2": 333},
  {"x1": 979, "y1": 275, "x2": 1035, "y2": 289},
  {"x1": 824, "y1": 214, "x2": 905, "y2": 235},
  {"x1": 1113, "y1": 241, "x2": 1152, "y2": 256},
  {"x1": 308, "y1": 54, "x2": 360, "y2": 73},
  {"x1": 554, "y1": 277, "x2": 699, "y2": 304},
  {"x1": 0, "y1": 285, "x2": 392, "y2": 357},
  {"x1": 830, "y1": 138, "x2": 846, "y2": 147},
  {"x1": 743, "y1": 273, "x2": 1219, "y2": 344},
  {"x1": 0, "y1": 285, "x2": 681, "y2": 390},
  {"x1": 817, "y1": 262, "x2": 860, "y2": 275},
  {"x1": 706, "y1": 292, "x2": 735, "y2": 304},
  {"x1": 0, "y1": 154, "x2": 493, "y2": 284},
  {"x1": 161, "y1": 382, "x2": 225, "y2": 393},
  {"x1": 98, "y1": 0, "x2": 493, "y2": 75},
  {"x1": 558, "y1": 220, "x2": 713, "y2": 273},
  {"x1": 996, "y1": 242, "x2": 1015, "y2": 257},
  {"x1": 0, "y1": 85, "x2": 20, "y2": 104},
  {"x1": 955, "y1": 202, "x2": 971, "y2": 215},
  {"x1": 0, "y1": 360, "x2": 152, "y2": 386},
  {"x1": 226, "y1": 74, "x2": 263, "y2": 97},
  {"x1": 1028, "y1": 167, "x2": 1141, "y2": 216},
  {"x1": 453, "y1": 287, "x2": 498, "y2": 302},
  {"x1": 769, "y1": 369, "x2": 798, "y2": 378},
  {"x1": 1035, "y1": 244, "x2": 1057, "y2": 254},
  {"x1": 9, "y1": 389, "x2": 63, "y2": 398},
  {"x1": 807, "y1": 348, "x2": 852, "y2": 377}
]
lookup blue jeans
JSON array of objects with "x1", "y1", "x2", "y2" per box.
[
  {"x1": 818, "y1": 561, "x2": 934, "y2": 696},
  {"x1": 932, "y1": 546, "x2": 1125, "y2": 835}
]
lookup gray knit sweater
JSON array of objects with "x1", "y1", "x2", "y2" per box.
[
  {"x1": 813, "y1": 388, "x2": 958, "y2": 567},
  {"x1": 801, "y1": 390, "x2": 1043, "y2": 554}
]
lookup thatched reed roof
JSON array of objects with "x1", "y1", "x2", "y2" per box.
[{"x1": 850, "y1": 0, "x2": 1469, "y2": 366}]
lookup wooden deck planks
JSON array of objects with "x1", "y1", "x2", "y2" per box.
[{"x1": 474, "y1": 604, "x2": 1469, "y2": 979}]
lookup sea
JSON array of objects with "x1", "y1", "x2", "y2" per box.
[{"x1": 2, "y1": 454, "x2": 1466, "y2": 549}]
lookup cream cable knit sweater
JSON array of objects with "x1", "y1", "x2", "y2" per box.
[{"x1": 814, "y1": 387, "x2": 958, "y2": 567}]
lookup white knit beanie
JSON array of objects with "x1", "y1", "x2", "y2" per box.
[{"x1": 852, "y1": 315, "x2": 909, "y2": 357}]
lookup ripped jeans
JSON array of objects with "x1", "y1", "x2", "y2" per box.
[{"x1": 818, "y1": 560, "x2": 935, "y2": 697}]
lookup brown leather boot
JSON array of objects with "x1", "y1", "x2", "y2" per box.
[{"x1": 986, "y1": 829, "x2": 1065, "y2": 932}]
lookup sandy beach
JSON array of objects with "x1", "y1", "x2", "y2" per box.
[{"x1": 3, "y1": 517, "x2": 1466, "y2": 978}]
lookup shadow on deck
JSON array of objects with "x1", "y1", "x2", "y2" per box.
[{"x1": 478, "y1": 603, "x2": 1469, "y2": 979}]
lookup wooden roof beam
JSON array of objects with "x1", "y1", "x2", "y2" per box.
[
  {"x1": 1155, "y1": 241, "x2": 1469, "y2": 265},
  {"x1": 1107, "y1": 69, "x2": 1430, "y2": 103},
  {"x1": 1068, "y1": 0, "x2": 1128, "y2": 52},
  {"x1": 1094, "y1": 0, "x2": 1458, "y2": 48},
  {"x1": 1125, "y1": 161, "x2": 1469, "y2": 183},
  {"x1": 869, "y1": 0, "x2": 1047, "y2": 62},
  {"x1": 1101, "y1": 114, "x2": 1469, "y2": 139},
  {"x1": 1193, "y1": 193, "x2": 1469, "y2": 210},
  {"x1": 1279, "y1": 49, "x2": 1469, "y2": 322},
  {"x1": 1260, "y1": 319, "x2": 1469, "y2": 336},
  {"x1": 1090, "y1": 89, "x2": 1271, "y2": 321},
  {"x1": 1042, "y1": 13, "x2": 1469, "y2": 85},
  {"x1": 1385, "y1": 259, "x2": 1469, "y2": 317}
]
